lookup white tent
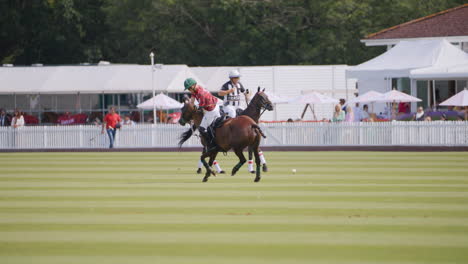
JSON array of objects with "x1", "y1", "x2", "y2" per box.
[
  {"x1": 137, "y1": 92, "x2": 183, "y2": 110},
  {"x1": 0, "y1": 64, "x2": 204, "y2": 94},
  {"x1": 347, "y1": 39, "x2": 468, "y2": 79},
  {"x1": 291, "y1": 92, "x2": 339, "y2": 120},
  {"x1": 439, "y1": 89, "x2": 468, "y2": 106},
  {"x1": 190, "y1": 66, "x2": 237, "y2": 92},
  {"x1": 264, "y1": 91, "x2": 294, "y2": 104},
  {"x1": 374, "y1": 90, "x2": 422, "y2": 103},
  {"x1": 349, "y1": 91, "x2": 383, "y2": 103},
  {"x1": 292, "y1": 91, "x2": 339, "y2": 104},
  {"x1": 410, "y1": 63, "x2": 468, "y2": 80}
]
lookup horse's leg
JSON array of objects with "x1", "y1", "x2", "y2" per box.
[
  {"x1": 211, "y1": 152, "x2": 225, "y2": 174},
  {"x1": 247, "y1": 149, "x2": 255, "y2": 174},
  {"x1": 208, "y1": 152, "x2": 218, "y2": 177},
  {"x1": 253, "y1": 141, "x2": 262, "y2": 182},
  {"x1": 259, "y1": 149, "x2": 268, "y2": 172},
  {"x1": 197, "y1": 148, "x2": 206, "y2": 174},
  {"x1": 231, "y1": 148, "x2": 247, "y2": 176},
  {"x1": 200, "y1": 149, "x2": 217, "y2": 182}
]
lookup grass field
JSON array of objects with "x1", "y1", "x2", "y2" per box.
[{"x1": 0, "y1": 151, "x2": 468, "y2": 264}]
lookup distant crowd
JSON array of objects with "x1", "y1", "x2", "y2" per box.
[
  {"x1": 0, "y1": 108, "x2": 181, "y2": 127},
  {"x1": 326, "y1": 99, "x2": 468, "y2": 123}
]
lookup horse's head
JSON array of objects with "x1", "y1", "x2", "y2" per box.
[
  {"x1": 178, "y1": 98, "x2": 198, "y2": 126},
  {"x1": 251, "y1": 87, "x2": 274, "y2": 111}
]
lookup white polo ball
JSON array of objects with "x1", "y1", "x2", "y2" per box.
[{"x1": 292, "y1": 169, "x2": 297, "y2": 174}]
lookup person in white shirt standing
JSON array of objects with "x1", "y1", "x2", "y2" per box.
[{"x1": 353, "y1": 103, "x2": 362, "y2": 122}]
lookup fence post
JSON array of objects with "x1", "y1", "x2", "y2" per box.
[{"x1": 43, "y1": 126, "x2": 47, "y2": 148}]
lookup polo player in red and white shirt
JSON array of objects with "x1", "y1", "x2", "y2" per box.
[{"x1": 184, "y1": 78, "x2": 220, "y2": 150}]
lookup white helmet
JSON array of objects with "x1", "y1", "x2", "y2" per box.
[{"x1": 229, "y1": 70, "x2": 241, "y2": 78}]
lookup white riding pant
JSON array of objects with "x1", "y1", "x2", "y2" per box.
[
  {"x1": 224, "y1": 105, "x2": 241, "y2": 118},
  {"x1": 200, "y1": 104, "x2": 221, "y2": 129}
]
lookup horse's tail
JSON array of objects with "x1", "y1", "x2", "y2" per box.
[
  {"x1": 179, "y1": 127, "x2": 194, "y2": 147},
  {"x1": 252, "y1": 124, "x2": 266, "y2": 139}
]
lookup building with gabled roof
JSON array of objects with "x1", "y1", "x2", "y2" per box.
[{"x1": 361, "y1": 4, "x2": 468, "y2": 52}]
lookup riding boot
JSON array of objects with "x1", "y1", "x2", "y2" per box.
[{"x1": 199, "y1": 127, "x2": 216, "y2": 151}]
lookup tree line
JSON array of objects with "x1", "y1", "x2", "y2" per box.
[{"x1": 1, "y1": 0, "x2": 465, "y2": 66}]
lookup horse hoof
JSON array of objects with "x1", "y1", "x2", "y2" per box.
[
  {"x1": 202, "y1": 177, "x2": 209, "y2": 182},
  {"x1": 219, "y1": 170, "x2": 226, "y2": 174},
  {"x1": 196, "y1": 168, "x2": 202, "y2": 174},
  {"x1": 262, "y1": 164, "x2": 268, "y2": 172},
  {"x1": 254, "y1": 177, "x2": 261, "y2": 182},
  {"x1": 249, "y1": 171, "x2": 255, "y2": 174}
]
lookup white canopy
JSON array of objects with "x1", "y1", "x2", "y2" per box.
[
  {"x1": 374, "y1": 90, "x2": 422, "y2": 103},
  {"x1": 410, "y1": 63, "x2": 468, "y2": 80},
  {"x1": 264, "y1": 91, "x2": 294, "y2": 104},
  {"x1": 439, "y1": 89, "x2": 468, "y2": 106},
  {"x1": 347, "y1": 39, "x2": 468, "y2": 79},
  {"x1": 136, "y1": 92, "x2": 183, "y2": 110},
  {"x1": 349, "y1": 90, "x2": 383, "y2": 103},
  {"x1": 292, "y1": 91, "x2": 339, "y2": 104},
  {"x1": 0, "y1": 64, "x2": 204, "y2": 94}
]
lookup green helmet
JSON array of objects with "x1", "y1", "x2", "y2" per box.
[{"x1": 184, "y1": 78, "x2": 197, "y2": 90}]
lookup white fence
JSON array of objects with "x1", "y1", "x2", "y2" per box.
[{"x1": 0, "y1": 122, "x2": 467, "y2": 149}]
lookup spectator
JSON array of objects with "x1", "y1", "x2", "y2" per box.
[
  {"x1": 361, "y1": 104, "x2": 370, "y2": 121},
  {"x1": 102, "y1": 107, "x2": 121, "y2": 148},
  {"x1": 424, "y1": 116, "x2": 432, "y2": 122},
  {"x1": 344, "y1": 106, "x2": 354, "y2": 122},
  {"x1": 464, "y1": 106, "x2": 468, "y2": 121},
  {"x1": 122, "y1": 115, "x2": 135, "y2": 126},
  {"x1": 11, "y1": 109, "x2": 24, "y2": 128},
  {"x1": 332, "y1": 104, "x2": 345, "y2": 122},
  {"x1": 353, "y1": 103, "x2": 362, "y2": 122},
  {"x1": 339, "y1": 99, "x2": 347, "y2": 113},
  {"x1": 287, "y1": 118, "x2": 294, "y2": 122},
  {"x1": 414, "y1": 106, "x2": 425, "y2": 121},
  {"x1": 398, "y1": 102, "x2": 410, "y2": 114},
  {"x1": 58, "y1": 112, "x2": 74, "y2": 125},
  {"x1": 0, "y1": 108, "x2": 10, "y2": 127}
]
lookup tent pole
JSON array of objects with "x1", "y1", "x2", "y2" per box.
[
  {"x1": 432, "y1": 80, "x2": 436, "y2": 110},
  {"x1": 150, "y1": 52, "x2": 156, "y2": 124},
  {"x1": 117, "y1": 94, "x2": 120, "y2": 115},
  {"x1": 101, "y1": 92, "x2": 105, "y2": 118},
  {"x1": 410, "y1": 79, "x2": 416, "y2": 112},
  {"x1": 78, "y1": 92, "x2": 81, "y2": 113}
]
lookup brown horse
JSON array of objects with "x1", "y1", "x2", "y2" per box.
[
  {"x1": 178, "y1": 100, "x2": 268, "y2": 182},
  {"x1": 182, "y1": 89, "x2": 273, "y2": 175}
]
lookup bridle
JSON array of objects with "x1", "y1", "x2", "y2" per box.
[{"x1": 252, "y1": 93, "x2": 272, "y2": 118}]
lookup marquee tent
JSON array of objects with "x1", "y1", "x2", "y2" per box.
[
  {"x1": 0, "y1": 64, "x2": 204, "y2": 94},
  {"x1": 190, "y1": 66, "x2": 237, "y2": 92},
  {"x1": 347, "y1": 39, "x2": 468, "y2": 79},
  {"x1": 410, "y1": 63, "x2": 468, "y2": 80},
  {"x1": 439, "y1": 89, "x2": 468, "y2": 106}
]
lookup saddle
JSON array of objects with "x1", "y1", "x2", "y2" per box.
[{"x1": 207, "y1": 113, "x2": 229, "y2": 141}]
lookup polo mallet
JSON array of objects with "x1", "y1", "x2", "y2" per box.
[{"x1": 90, "y1": 133, "x2": 101, "y2": 142}]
